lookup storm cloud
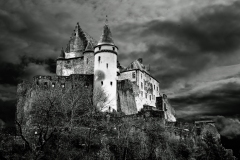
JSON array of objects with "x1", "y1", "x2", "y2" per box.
[{"x1": 0, "y1": 0, "x2": 240, "y2": 124}]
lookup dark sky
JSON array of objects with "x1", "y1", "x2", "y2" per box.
[{"x1": 0, "y1": 0, "x2": 240, "y2": 138}]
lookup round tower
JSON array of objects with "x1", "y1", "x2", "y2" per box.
[{"x1": 94, "y1": 20, "x2": 118, "y2": 112}]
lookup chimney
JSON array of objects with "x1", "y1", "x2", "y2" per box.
[{"x1": 138, "y1": 58, "x2": 143, "y2": 63}]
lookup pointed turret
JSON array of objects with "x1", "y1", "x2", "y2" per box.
[
  {"x1": 98, "y1": 16, "x2": 114, "y2": 45},
  {"x1": 85, "y1": 41, "x2": 94, "y2": 51}
]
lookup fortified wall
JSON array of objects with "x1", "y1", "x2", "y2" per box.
[{"x1": 17, "y1": 74, "x2": 94, "y2": 125}]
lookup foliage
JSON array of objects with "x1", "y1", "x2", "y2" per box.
[{"x1": 0, "y1": 85, "x2": 237, "y2": 159}]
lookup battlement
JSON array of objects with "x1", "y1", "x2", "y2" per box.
[{"x1": 32, "y1": 74, "x2": 94, "y2": 89}]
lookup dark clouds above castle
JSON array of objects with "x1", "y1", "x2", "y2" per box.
[{"x1": 0, "y1": 0, "x2": 240, "y2": 121}]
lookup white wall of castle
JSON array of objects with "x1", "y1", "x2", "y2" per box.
[
  {"x1": 118, "y1": 69, "x2": 161, "y2": 111},
  {"x1": 94, "y1": 45, "x2": 118, "y2": 112},
  {"x1": 65, "y1": 51, "x2": 82, "y2": 59}
]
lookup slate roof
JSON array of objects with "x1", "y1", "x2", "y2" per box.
[{"x1": 98, "y1": 24, "x2": 114, "y2": 45}]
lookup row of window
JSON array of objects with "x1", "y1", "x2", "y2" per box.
[
  {"x1": 140, "y1": 82, "x2": 158, "y2": 91},
  {"x1": 140, "y1": 91, "x2": 156, "y2": 101},
  {"x1": 101, "y1": 81, "x2": 113, "y2": 86},
  {"x1": 131, "y1": 71, "x2": 159, "y2": 91}
]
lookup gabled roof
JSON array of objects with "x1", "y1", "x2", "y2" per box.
[{"x1": 124, "y1": 58, "x2": 150, "y2": 74}]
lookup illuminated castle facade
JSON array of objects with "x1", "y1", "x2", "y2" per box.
[{"x1": 37, "y1": 21, "x2": 176, "y2": 122}]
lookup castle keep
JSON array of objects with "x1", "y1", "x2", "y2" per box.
[{"x1": 18, "y1": 21, "x2": 176, "y2": 122}]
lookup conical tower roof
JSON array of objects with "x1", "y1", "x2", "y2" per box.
[
  {"x1": 85, "y1": 41, "x2": 94, "y2": 51},
  {"x1": 98, "y1": 17, "x2": 114, "y2": 45}
]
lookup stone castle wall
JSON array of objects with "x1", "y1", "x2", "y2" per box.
[
  {"x1": 17, "y1": 74, "x2": 94, "y2": 125},
  {"x1": 84, "y1": 51, "x2": 94, "y2": 74},
  {"x1": 56, "y1": 52, "x2": 95, "y2": 76},
  {"x1": 117, "y1": 80, "x2": 138, "y2": 115}
]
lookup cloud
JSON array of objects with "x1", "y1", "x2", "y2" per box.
[
  {"x1": 170, "y1": 79, "x2": 240, "y2": 118},
  {"x1": 0, "y1": 0, "x2": 240, "y2": 121},
  {"x1": 215, "y1": 116, "x2": 240, "y2": 139},
  {"x1": 114, "y1": 1, "x2": 240, "y2": 90}
]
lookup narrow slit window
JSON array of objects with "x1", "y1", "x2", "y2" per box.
[
  {"x1": 110, "y1": 81, "x2": 112, "y2": 86},
  {"x1": 99, "y1": 46, "x2": 101, "y2": 50},
  {"x1": 87, "y1": 58, "x2": 88, "y2": 64},
  {"x1": 132, "y1": 72, "x2": 136, "y2": 78},
  {"x1": 101, "y1": 81, "x2": 103, "y2": 85},
  {"x1": 106, "y1": 63, "x2": 108, "y2": 68}
]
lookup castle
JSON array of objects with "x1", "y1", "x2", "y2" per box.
[{"x1": 17, "y1": 21, "x2": 176, "y2": 122}]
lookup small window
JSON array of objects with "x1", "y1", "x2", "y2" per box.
[
  {"x1": 101, "y1": 81, "x2": 103, "y2": 85},
  {"x1": 110, "y1": 81, "x2": 112, "y2": 86},
  {"x1": 154, "y1": 85, "x2": 155, "y2": 90},
  {"x1": 99, "y1": 46, "x2": 101, "y2": 50},
  {"x1": 141, "y1": 82, "x2": 143, "y2": 89},
  {"x1": 52, "y1": 83, "x2": 55, "y2": 88},
  {"x1": 106, "y1": 63, "x2": 108, "y2": 68},
  {"x1": 157, "y1": 87, "x2": 158, "y2": 91},
  {"x1": 113, "y1": 47, "x2": 115, "y2": 51},
  {"x1": 141, "y1": 91, "x2": 143, "y2": 97},
  {"x1": 164, "y1": 103, "x2": 167, "y2": 111},
  {"x1": 145, "y1": 93, "x2": 147, "y2": 99},
  {"x1": 132, "y1": 72, "x2": 136, "y2": 78},
  {"x1": 150, "y1": 95, "x2": 151, "y2": 100},
  {"x1": 87, "y1": 58, "x2": 88, "y2": 64},
  {"x1": 61, "y1": 84, "x2": 65, "y2": 88},
  {"x1": 98, "y1": 56, "x2": 101, "y2": 62},
  {"x1": 141, "y1": 73, "x2": 142, "y2": 79}
]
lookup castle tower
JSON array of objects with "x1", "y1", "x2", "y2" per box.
[
  {"x1": 84, "y1": 42, "x2": 95, "y2": 74},
  {"x1": 94, "y1": 18, "x2": 118, "y2": 112}
]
